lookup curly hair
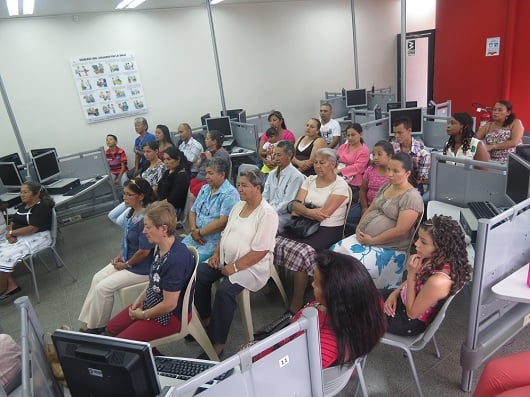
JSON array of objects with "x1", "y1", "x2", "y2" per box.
[
  {"x1": 443, "y1": 112, "x2": 475, "y2": 156},
  {"x1": 317, "y1": 251, "x2": 386, "y2": 365},
  {"x1": 416, "y1": 215, "x2": 472, "y2": 294}
]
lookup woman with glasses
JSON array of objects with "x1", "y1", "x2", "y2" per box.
[
  {"x1": 194, "y1": 169, "x2": 278, "y2": 357},
  {"x1": 181, "y1": 157, "x2": 239, "y2": 262},
  {"x1": 157, "y1": 147, "x2": 191, "y2": 215},
  {"x1": 78, "y1": 178, "x2": 156, "y2": 334}
]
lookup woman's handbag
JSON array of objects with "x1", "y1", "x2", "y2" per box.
[{"x1": 284, "y1": 201, "x2": 320, "y2": 238}]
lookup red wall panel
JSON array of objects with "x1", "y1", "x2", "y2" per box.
[{"x1": 434, "y1": 0, "x2": 528, "y2": 128}]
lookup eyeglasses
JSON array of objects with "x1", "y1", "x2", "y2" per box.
[{"x1": 123, "y1": 192, "x2": 138, "y2": 197}]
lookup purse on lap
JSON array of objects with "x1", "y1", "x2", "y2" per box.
[{"x1": 284, "y1": 201, "x2": 320, "y2": 238}]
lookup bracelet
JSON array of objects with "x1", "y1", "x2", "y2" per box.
[
  {"x1": 142, "y1": 310, "x2": 150, "y2": 320},
  {"x1": 233, "y1": 262, "x2": 239, "y2": 273},
  {"x1": 125, "y1": 261, "x2": 130, "y2": 268}
]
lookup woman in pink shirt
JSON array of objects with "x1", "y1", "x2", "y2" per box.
[{"x1": 259, "y1": 110, "x2": 295, "y2": 170}]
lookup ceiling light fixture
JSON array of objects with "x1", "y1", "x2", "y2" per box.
[
  {"x1": 22, "y1": 0, "x2": 34, "y2": 14},
  {"x1": 210, "y1": 0, "x2": 224, "y2": 4},
  {"x1": 116, "y1": 0, "x2": 147, "y2": 9},
  {"x1": 6, "y1": 0, "x2": 19, "y2": 16},
  {"x1": 6, "y1": 0, "x2": 35, "y2": 16}
]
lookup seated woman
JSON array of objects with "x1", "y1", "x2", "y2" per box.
[
  {"x1": 259, "y1": 110, "x2": 295, "y2": 171},
  {"x1": 382, "y1": 215, "x2": 471, "y2": 336},
  {"x1": 107, "y1": 202, "x2": 195, "y2": 342},
  {"x1": 257, "y1": 251, "x2": 386, "y2": 368},
  {"x1": 0, "y1": 181, "x2": 55, "y2": 300},
  {"x1": 443, "y1": 112, "x2": 489, "y2": 163},
  {"x1": 189, "y1": 129, "x2": 231, "y2": 205},
  {"x1": 79, "y1": 178, "x2": 156, "y2": 334},
  {"x1": 291, "y1": 118, "x2": 327, "y2": 176},
  {"x1": 194, "y1": 169, "x2": 278, "y2": 356},
  {"x1": 475, "y1": 100, "x2": 524, "y2": 164},
  {"x1": 105, "y1": 133, "x2": 128, "y2": 186},
  {"x1": 181, "y1": 157, "x2": 239, "y2": 263},
  {"x1": 154, "y1": 124, "x2": 174, "y2": 160},
  {"x1": 275, "y1": 148, "x2": 350, "y2": 315},
  {"x1": 0, "y1": 333, "x2": 21, "y2": 393},
  {"x1": 157, "y1": 147, "x2": 191, "y2": 215},
  {"x1": 332, "y1": 152, "x2": 423, "y2": 289}
]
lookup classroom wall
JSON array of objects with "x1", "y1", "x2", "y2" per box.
[
  {"x1": 0, "y1": 0, "x2": 435, "y2": 164},
  {"x1": 434, "y1": 0, "x2": 529, "y2": 127}
]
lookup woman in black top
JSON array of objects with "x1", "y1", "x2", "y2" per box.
[
  {"x1": 0, "y1": 181, "x2": 55, "y2": 300},
  {"x1": 157, "y1": 146, "x2": 191, "y2": 215}
]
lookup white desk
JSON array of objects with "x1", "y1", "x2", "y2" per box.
[
  {"x1": 427, "y1": 200, "x2": 475, "y2": 266},
  {"x1": 491, "y1": 263, "x2": 530, "y2": 304},
  {"x1": 52, "y1": 175, "x2": 110, "y2": 207},
  {"x1": 229, "y1": 147, "x2": 256, "y2": 158}
]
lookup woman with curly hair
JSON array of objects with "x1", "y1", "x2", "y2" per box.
[
  {"x1": 443, "y1": 112, "x2": 489, "y2": 163},
  {"x1": 382, "y1": 215, "x2": 472, "y2": 336}
]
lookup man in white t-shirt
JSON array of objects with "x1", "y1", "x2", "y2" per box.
[
  {"x1": 177, "y1": 123, "x2": 203, "y2": 175},
  {"x1": 319, "y1": 103, "x2": 342, "y2": 149}
]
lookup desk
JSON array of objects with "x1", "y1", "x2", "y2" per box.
[
  {"x1": 427, "y1": 200, "x2": 475, "y2": 266},
  {"x1": 229, "y1": 147, "x2": 255, "y2": 158},
  {"x1": 491, "y1": 263, "x2": 530, "y2": 304},
  {"x1": 52, "y1": 175, "x2": 111, "y2": 207}
]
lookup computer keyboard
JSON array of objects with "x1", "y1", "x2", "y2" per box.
[
  {"x1": 155, "y1": 356, "x2": 231, "y2": 382},
  {"x1": 63, "y1": 180, "x2": 96, "y2": 196},
  {"x1": 467, "y1": 201, "x2": 501, "y2": 219}
]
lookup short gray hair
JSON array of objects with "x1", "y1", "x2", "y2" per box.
[
  {"x1": 238, "y1": 168, "x2": 266, "y2": 192},
  {"x1": 276, "y1": 140, "x2": 295, "y2": 156},
  {"x1": 204, "y1": 157, "x2": 229, "y2": 178},
  {"x1": 134, "y1": 117, "x2": 148, "y2": 129},
  {"x1": 315, "y1": 147, "x2": 338, "y2": 164}
]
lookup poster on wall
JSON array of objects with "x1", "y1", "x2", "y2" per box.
[
  {"x1": 485, "y1": 37, "x2": 500, "y2": 57},
  {"x1": 70, "y1": 51, "x2": 147, "y2": 123}
]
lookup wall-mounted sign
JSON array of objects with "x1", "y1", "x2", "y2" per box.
[
  {"x1": 407, "y1": 39, "x2": 416, "y2": 56},
  {"x1": 486, "y1": 37, "x2": 500, "y2": 57},
  {"x1": 71, "y1": 51, "x2": 148, "y2": 123}
]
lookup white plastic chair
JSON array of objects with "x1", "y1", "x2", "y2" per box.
[
  {"x1": 17, "y1": 208, "x2": 76, "y2": 303},
  {"x1": 323, "y1": 355, "x2": 368, "y2": 397},
  {"x1": 379, "y1": 290, "x2": 461, "y2": 397},
  {"x1": 119, "y1": 246, "x2": 219, "y2": 361}
]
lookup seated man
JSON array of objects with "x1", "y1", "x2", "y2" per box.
[
  {"x1": 263, "y1": 141, "x2": 305, "y2": 233},
  {"x1": 177, "y1": 123, "x2": 203, "y2": 176}
]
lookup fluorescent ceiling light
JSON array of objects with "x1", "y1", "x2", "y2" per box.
[
  {"x1": 22, "y1": 0, "x2": 34, "y2": 15},
  {"x1": 116, "y1": 0, "x2": 146, "y2": 9},
  {"x1": 211, "y1": 0, "x2": 224, "y2": 4},
  {"x1": 6, "y1": 0, "x2": 19, "y2": 16}
]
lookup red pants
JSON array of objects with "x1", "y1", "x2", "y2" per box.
[
  {"x1": 474, "y1": 350, "x2": 530, "y2": 397},
  {"x1": 106, "y1": 305, "x2": 182, "y2": 342}
]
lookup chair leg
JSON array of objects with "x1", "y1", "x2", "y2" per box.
[
  {"x1": 354, "y1": 356, "x2": 368, "y2": 397},
  {"x1": 27, "y1": 257, "x2": 41, "y2": 304},
  {"x1": 402, "y1": 348, "x2": 424, "y2": 397},
  {"x1": 432, "y1": 335, "x2": 441, "y2": 359},
  {"x1": 35, "y1": 254, "x2": 51, "y2": 272},
  {"x1": 51, "y1": 249, "x2": 77, "y2": 281},
  {"x1": 270, "y1": 265, "x2": 288, "y2": 308},
  {"x1": 236, "y1": 290, "x2": 254, "y2": 341},
  {"x1": 189, "y1": 306, "x2": 220, "y2": 362}
]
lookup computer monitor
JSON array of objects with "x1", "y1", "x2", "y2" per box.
[
  {"x1": 345, "y1": 89, "x2": 367, "y2": 108},
  {"x1": 238, "y1": 109, "x2": 247, "y2": 124},
  {"x1": 200, "y1": 113, "x2": 211, "y2": 126},
  {"x1": 32, "y1": 150, "x2": 61, "y2": 184},
  {"x1": 206, "y1": 116, "x2": 232, "y2": 137},
  {"x1": 506, "y1": 153, "x2": 530, "y2": 205},
  {"x1": 31, "y1": 147, "x2": 58, "y2": 158},
  {"x1": 515, "y1": 144, "x2": 530, "y2": 162},
  {"x1": 0, "y1": 162, "x2": 23, "y2": 190},
  {"x1": 389, "y1": 107, "x2": 423, "y2": 135},
  {"x1": 386, "y1": 101, "x2": 418, "y2": 112},
  {"x1": 52, "y1": 329, "x2": 160, "y2": 397},
  {"x1": 221, "y1": 109, "x2": 243, "y2": 120},
  {"x1": 0, "y1": 152, "x2": 23, "y2": 167}
]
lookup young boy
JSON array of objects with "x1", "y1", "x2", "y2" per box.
[{"x1": 260, "y1": 127, "x2": 280, "y2": 174}]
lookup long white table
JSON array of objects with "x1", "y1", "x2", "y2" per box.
[{"x1": 491, "y1": 263, "x2": 530, "y2": 304}]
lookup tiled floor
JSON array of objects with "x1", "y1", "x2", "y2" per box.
[{"x1": 1, "y1": 214, "x2": 528, "y2": 396}]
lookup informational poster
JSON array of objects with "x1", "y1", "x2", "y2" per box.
[
  {"x1": 407, "y1": 39, "x2": 416, "y2": 56},
  {"x1": 485, "y1": 37, "x2": 500, "y2": 57},
  {"x1": 71, "y1": 51, "x2": 147, "y2": 123}
]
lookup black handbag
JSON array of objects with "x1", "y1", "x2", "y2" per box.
[{"x1": 284, "y1": 201, "x2": 320, "y2": 238}]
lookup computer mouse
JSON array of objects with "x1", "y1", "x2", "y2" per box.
[
  {"x1": 95, "y1": 175, "x2": 103, "y2": 180},
  {"x1": 237, "y1": 148, "x2": 244, "y2": 153}
]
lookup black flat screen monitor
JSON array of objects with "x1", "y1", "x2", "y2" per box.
[
  {"x1": 0, "y1": 162, "x2": 23, "y2": 190},
  {"x1": 31, "y1": 147, "x2": 58, "y2": 158},
  {"x1": 52, "y1": 329, "x2": 160, "y2": 397},
  {"x1": 200, "y1": 113, "x2": 211, "y2": 126},
  {"x1": 206, "y1": 116, "x2": 232, "y2": 138},
  {"x1": 221, "y1": 109, "x2": 243, "y2": 120},
  {"x1": 345, "y1": 89, "x2": 367, "y2": 108},
  {"x1": 238, "y1": 110, "x2": 247, "y2": 124},
  {"x1": 0, "y1": 152, "x2": 23, "y2": 167},
  {"x1": 386, "y1": 101, "x2": 418, "y2": 112},
  {"x1": 506, "y1": 153, "x2": 530, "y2": 205},
  {"x1": 389, "y1": 107, "x2": 423, "y2": 135},
  {"x1": 515, "y1": 144, "x2": 530, "y2": 162},
  {"x1": 32, "y1": 150, "x2": 61, "y2": 184}
]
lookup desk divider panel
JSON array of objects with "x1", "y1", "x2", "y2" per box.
[
  {"x1": 246, "y1": 111, "x2": 272, "y2": 138},
  {"x1": 367, "y1": 92, "x2": 395, "y2": 110},
  {"x1": 230, "y1": 122, "x2": 259, "y2": 153},
  {"x1": 428, "y1": 154, "x2": 530, "y2": 391},
  {"x1": 360, "y1": 118, "x2": 389, "y2": 151},
  {"x1": 423, "y1": 115, "x2": 451, "y2": 150},
  {"x1": 320, "y1": 95, "x2": 348, "y2": 119}
]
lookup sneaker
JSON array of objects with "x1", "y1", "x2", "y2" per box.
[{"x1": 0, "y1": 286, "x2": 21, "y2": 302}]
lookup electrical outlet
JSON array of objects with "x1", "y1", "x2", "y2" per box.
[
  {"x1": 279, "y1": 355, "x2": 289, "y2": 368},
  {"x1": 523, "y1": 313, "x2": 530, "y2": 327}
]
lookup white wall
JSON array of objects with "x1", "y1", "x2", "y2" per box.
[{"x1": 0, "y1": 0, "x2": 435, "y2": 164}]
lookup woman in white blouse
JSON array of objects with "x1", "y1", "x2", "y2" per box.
[{"x1": 194, "y1": 168, "x2": 278, "y2": 357}]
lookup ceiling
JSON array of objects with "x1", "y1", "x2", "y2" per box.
[{"x1": 0, "y1": 0, "x2": 294, "y2": 19}]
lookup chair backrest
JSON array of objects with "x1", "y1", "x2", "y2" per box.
[
  {"x1": 179, "y1": 246, "x2": 200, "y2": 329},
  {"x1": 413, "y1": 289, "x2": 460, "y2": 350},
  {"x1": 406, "y1": 206, "x2": 425, "y2": 256},
  {"x1": 322, "y1": 360, "x2": 356, "y2": 397},
  {"x1": 341, "y1": 186, "x2": 353, "y2": 238},
  {"x1": 50, "y1": 208, "x2": 59, "y2": 246}
]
